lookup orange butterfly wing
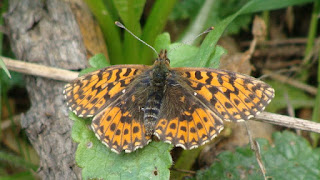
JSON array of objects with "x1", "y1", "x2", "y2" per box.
[
  {"x1": 154, "y1": 80, "x2": 224, "y2": 149},
  {"x1": 155, "y1": 68, "x2": 274, "y2": 149},
  {"x1": 173, "y1": 68, "x2": 275, "y2": 121},
  {"x1": 91, "y1": 74, "x2": 155, "y2": 153},
  {"x1": 64, "y1": 65, "x2": 147, "y2": 117},
  {"x1": 64, "y1": 65, "x2": 153, "y2": 153}
]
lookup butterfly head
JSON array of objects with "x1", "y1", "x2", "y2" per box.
[
  {"x1": 151, "y1": 49, "x2": 170, "y2": 85},
  {"x1": 155, "y1": 49, "x2": 170, "y2": 66}
]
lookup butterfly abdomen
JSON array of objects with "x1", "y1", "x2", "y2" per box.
[
  {"x1": 143, "y1": 64, "x2": 168, "y2": 136},
  {"x1": 144, "y1": 89, "x2": 163, "y2": 136}
]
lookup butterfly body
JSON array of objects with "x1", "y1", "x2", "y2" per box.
[
  {"x1": 64, "y1": 49, "x2": 275, "y2": 154},
  {"x1": 143, "y1": 59, "x2": 169, "y2": 136}
]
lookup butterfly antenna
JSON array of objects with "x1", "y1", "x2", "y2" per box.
[
  {"x1": 168, "y1": 26, "x2": 214, "y2": 54},
  {"x1": 115, "y1": 21, "x2": 158, "y2": 56}
]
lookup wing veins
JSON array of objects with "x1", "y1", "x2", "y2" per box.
[
  {"x1": 204, "y1": 83, "x2": 253, "y2": 118},
  {"x1": 76, "y1": 75, "x2": 134, "y2": 109},
  {"x1": 174, "y1": 113, "x2": 181, "y2": 144},
  {"x1": 225, "y1": 73, "x2": 274, "y2": 99},
  {"x1": 108, "y1": 111, "x2": 123, "y2": 149},
  {"x1": 191, "y1": 109, "x2": 202, "y2": 147},
  {"x1": 194, "y1": 108, "x2": 211, "y2": 139},
  {"x1": 82, "y1": 76, "x2": 134, "y2": 109},
  {"x1": 185, "y1": 77, "x2": 257, "y2": 119},
  {"x1": 103, "y1": 105, "x2": 122, "y2": 141}
]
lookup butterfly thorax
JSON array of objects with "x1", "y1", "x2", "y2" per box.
[{"x1": 144, "y1": 50, "x2": 170, "y2": 136}]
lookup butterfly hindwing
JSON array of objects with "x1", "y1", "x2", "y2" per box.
[
  {"x1": 155, "y1": 76, "x2": 224, "y2": 150},
  {"x1": 91, "y1": 73, "x2": 153, "y2": 153},
  {"x1": 64, "y1": 65, "x2": 147, "y2": 118},
  {"x1": 172, "y1": 68, "x2": 275, "y2": 122}
]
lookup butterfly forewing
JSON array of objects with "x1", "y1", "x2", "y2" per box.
[
  {"x1": 172, "y1": 68, "x2": 275, "y2": 122},
  {"x1": 64, "y1": 65, "x2": 147, "y2": 118}
]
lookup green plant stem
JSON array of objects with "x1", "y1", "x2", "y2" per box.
[
  {"x1": 84, "y1": 0, "x2": 124, "y2": 64},
  {"x1": 311, "y1": 44, "x2": 320, "y2": 147},
  {"x1": 0, "y1": 79, "x2": 2, "y2": 139},
  {"x1": 113, "y1": 0, "x2": 146, "y2": 64},
  {"x1": 0, "y1": 0, "x2": 4, "y2": 139},
  {"x1": 140, "y1": 0, "x2": 177, "y2": 65},
  {"x1": 299, "y1": 0, "x2": 320, "y2": 81},
  {"x1": 262, "y1": 11, "x2": 270, "y2": 39},
  {"x1": 0, "y1": 151, "x2": 38, "y2": 171},
  {"x1": 304, "y1": 0, "x2": 320, "y2": 57}
]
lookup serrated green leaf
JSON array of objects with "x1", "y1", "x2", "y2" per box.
[
  {"x1": 265, "y1": 80, "x2": 314, "y2": 113},
  {"x1": 89, "y1": 53, "x2": 110, "y2": 68},
  {"x1": 70, "y1": 113, "x2": 173, "y2": 179},
  {"x1": 168, "y1": 43, "x2": 199, "y2": 68},
  {"x1": 153, "y1": 32, "x2": 200, "y2": 68},
  {"x1": 195, "y1": 131, "x2": 320, "y2": 180},
  {"x1": 78, "y1": 54, "x2": 110, "y2": 76},
  {"x1": 79, "y1": 67, "x2": 99, "y2": 76},
  {"x1": 153, "y1": 33, "x2": 225, "y2": 68}
]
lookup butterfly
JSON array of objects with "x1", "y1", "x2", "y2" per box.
[{"x1": 63, "y1": 49, "x2": 274, "y2": 154}]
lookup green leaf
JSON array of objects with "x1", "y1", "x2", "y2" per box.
[
  {"x1": 0, "y1": 71, "x2": 24, "y2": 91},
  {"x1": 153, "y1": 35, "x2": 225, "y2": 68},
  {"x1": 265, "y1": 80, "x2": 314, "y2": 113},
  {"x1": 0, "y1": 171, "x2": 34, "y2": 180},
  {"x1": 205, "y1": 0, "x2": 251, "y2": 35},
  {"x1": 84, "y1": 0, "x2": 124, "y2": 64},
  {"x1": 153, "y1": 32, "x2": 225, "y2": 69},
  {"x1": 0, "y1": 151, "x2": 38, "y2": 171},
  {"x1": 154, "y1": 32, "x2": 171, "y2": 53},
  {"x1": 140, "y1": 0, "x2": 177, "y2": 65},
  {"x1": 0, "y1": 57, "x2": 11, "y2": 78},
  {"x1": 113, "y1": 0, "x2": 146, "y2": 64},
  {"x1": 79, "y1": 54, "x2": 110, "y2": 76},
  {"x1": 70, "y1": 113, "x2": 173, "y2": 179},
  {"x1": 208, "y1": 45, "x2": 226, "y2": 69},
  {"x1": 113, "y1": 0, "x2": 146, "y2": 25},
  {"x1": 153, "y1": 32, "x2": 201, "y2": 68},
  {"x1": 89, "y1": 53, "x2": 110, "y2": 68},
  {"x1": 193, "y1": 0, "x2": 315, "y2": 68},
  {"x1": 168, "y1": 43, "x2": 199, "y2": 68},
  {"x1": 195, "y1": 131, "x2": 320, "y2": 180}
]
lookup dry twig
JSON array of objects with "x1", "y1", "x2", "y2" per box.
[
  {"x1": 263, "y1": 69, "x2": 317, "y2": 95},
  {"x1": 2, "y1": 56, "x2": 79, "y2": 82}
]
